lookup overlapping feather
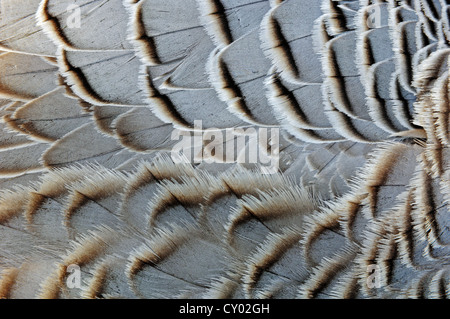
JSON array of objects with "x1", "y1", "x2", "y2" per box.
[{"x1": 0, "y1": 0, "x2": 449, "y2": 299}]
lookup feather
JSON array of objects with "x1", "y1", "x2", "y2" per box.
[{"x1": 0, "y1": 0, "x2": 449, "y2": 299}]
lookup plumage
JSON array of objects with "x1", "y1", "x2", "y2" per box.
[{"x1": 0, "y1": 0, "x2": 449, "y2": 299}]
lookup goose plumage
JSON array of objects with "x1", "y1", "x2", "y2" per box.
[{"x1": 0, "y1": 0, "x2": 449, "y2": 299}]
